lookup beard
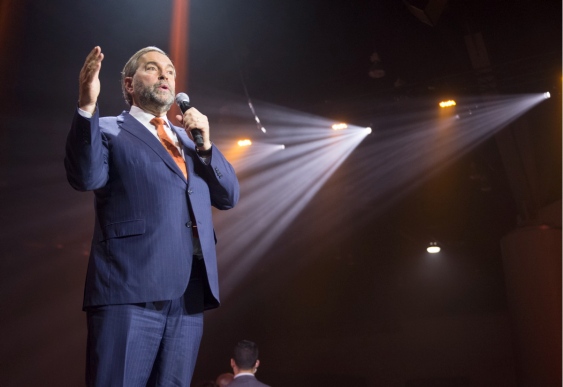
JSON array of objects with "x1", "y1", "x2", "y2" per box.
[{"x1": 134, "y1": 78, "x2": 174, "y2": 113}]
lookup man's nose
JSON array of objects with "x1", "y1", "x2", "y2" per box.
[{"x1": 158, "y1": 71, "x2": 169, "y2": 80}]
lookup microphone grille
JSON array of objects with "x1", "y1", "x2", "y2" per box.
[{"x1": 175, "y1": 92, "x2": 190, "y2": 105}]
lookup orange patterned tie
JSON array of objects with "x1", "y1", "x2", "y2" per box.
[{"x1": 150, "y1": 117, "x2": 187, "y2": 179}]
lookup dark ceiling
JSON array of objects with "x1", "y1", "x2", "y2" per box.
[{"x1": 0, "y1": 0, "x2": 561, "y2": 386}]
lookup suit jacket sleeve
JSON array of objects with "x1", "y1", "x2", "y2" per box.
[
  {"x1": 64, "y1": 107, "x2": 109, "y2": 191},
  {"x1": 193, "y1": 144, "x2": 240, "y2": 210}
]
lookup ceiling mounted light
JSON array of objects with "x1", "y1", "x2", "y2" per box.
[
  {"x1": 439, "y1": 100, "x2": 456, "y2": 108},
  {"x1": 332, "y1": 123, "x2": 348, "y2": 130},
  {"x1": 427, "y1": 242, "x2": 441, "y2": 253}
]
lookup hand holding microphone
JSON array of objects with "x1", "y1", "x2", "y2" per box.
[{"x1": 175, "y1": 92, "x2": 208, "y2": 149}]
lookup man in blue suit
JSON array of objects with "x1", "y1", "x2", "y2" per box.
[{"x1": 65, "y1": 46, "x2": 240, "y2": 386}]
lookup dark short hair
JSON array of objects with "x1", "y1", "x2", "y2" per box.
[{"x1": 233, "y1": 340, "x2": 259, "y2": 369}]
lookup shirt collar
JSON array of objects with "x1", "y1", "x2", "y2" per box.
[
  {"x1": 129, "y1": 105, "x2": 170, "y2": 128},
  {"x1": 234, "y1": 372, "x2": 255, "y2": 378}
]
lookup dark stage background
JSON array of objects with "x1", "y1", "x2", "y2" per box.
[{"x1": 0, "y1": 1, "x2": 561, "y2": 386}]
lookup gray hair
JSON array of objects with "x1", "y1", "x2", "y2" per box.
[{"x1": 121, "y1": 46, "x2": 170, "y2": 106}]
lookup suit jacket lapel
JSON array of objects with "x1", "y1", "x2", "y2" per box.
[
  {"x1": 171, "y1": 125, "x2": 197, "y2": 177},
  {"x1": 117, "y1": 112, "x2": 187, "y2": 182},
  {"x1": 171, "y1": 125, "x2": 193, "y2": 152}
]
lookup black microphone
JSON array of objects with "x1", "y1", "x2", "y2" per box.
[{"x1": 175, "y1": 92, "x2": 204, "y2": 148}]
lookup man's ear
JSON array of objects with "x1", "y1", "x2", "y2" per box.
[
  {"x1": 124, "y1": 77, "x2": 134, "y2": 94},
  {"x1": 230, "y1": 358, "x2": 236, "y2": 369},
  {"x1": 255, "y1": 359, "x2": 260, "y2": 369}
]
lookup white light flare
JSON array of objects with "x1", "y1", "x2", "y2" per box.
[
  {"x1": 427, "y1": 242, "x2": 441, "y2": 253},
  {"x1": 332, "y1": 123, "x2": 348, "y2": 130},
  {"x1": 212, "y1": 120, "x2": 370, "y2": 298}
]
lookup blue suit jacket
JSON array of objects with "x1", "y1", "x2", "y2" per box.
[{"x1": 65, "y1": 108, "x2": 239, "y2": 309}]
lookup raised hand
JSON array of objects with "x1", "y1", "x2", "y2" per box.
[{"x1": 78, "y1": 46, "x2": 104, "y2": 114}]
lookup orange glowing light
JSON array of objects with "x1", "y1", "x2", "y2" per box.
[{"x1": 439, "y1": 100, "x2": 457, "y2": 108}]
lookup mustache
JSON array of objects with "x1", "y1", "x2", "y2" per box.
[{"x1": 155, "y1": 82, "x2": 172, "y2": 90}]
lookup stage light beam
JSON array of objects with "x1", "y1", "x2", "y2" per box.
[
  {"x1": 209, "y1": 109, "x2": 370, "y2": 297},
  {"x1": 204, "y1": 93, "x2": 548, "y2": 299}
]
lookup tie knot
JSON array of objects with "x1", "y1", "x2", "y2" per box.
[{"x1": 150, "y1": 117, "x2": 165, "y2": 127}]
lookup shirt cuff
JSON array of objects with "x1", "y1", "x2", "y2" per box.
[{"x1": 77, "y1": 106, "x2": 93, "y2": 118}]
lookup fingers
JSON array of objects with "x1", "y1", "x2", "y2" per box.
[
  {"x1": 80, "y1": 46, "x2": 104, "y2": 83},
  {"x1": 183, "y1": 108, "x2": 209, "y2": 131},
  {"x1": 78, "y1": 46, "x2": 104, "y2": 114},
  {"x1": 187, "y1": 108, "x2": 207, "y2": 124},
  {"x1": 178, "y1": 108, "x2": 211, "y2": 149}
]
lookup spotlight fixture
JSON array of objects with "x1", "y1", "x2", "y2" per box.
[
  {"x1": 439, "y1": 100, "x2": 456, "y2": 108},
  {"x1": 543, "y1": 92, "x2": 551, "y2": 99},
  {"x1": 237, "y1": 139, "x2": 252, "y2": 147},
  {"x1": 427, "y1": 242, "x2": 441, "y2": 253},
  {"x1": 365, "y1": 127, "x2": 372, "y2": 134},
  {"x1": 332, "y1": 123, "x2": 348, "y2": 130}
]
